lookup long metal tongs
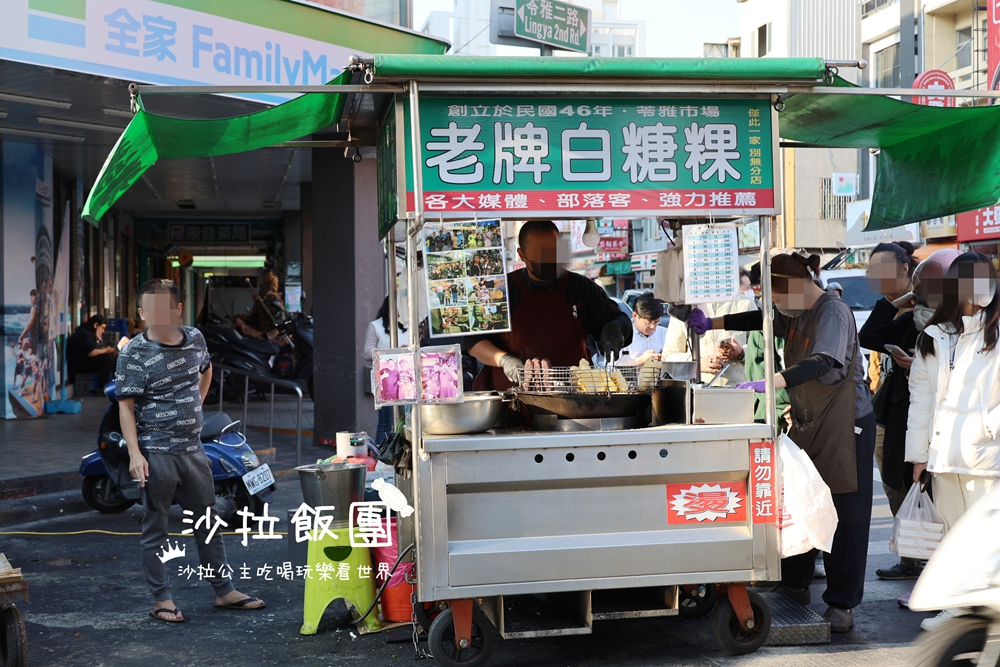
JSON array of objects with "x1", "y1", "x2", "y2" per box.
[{"x1": 705, "y1": 362, "x2": 731, "y2": 388}]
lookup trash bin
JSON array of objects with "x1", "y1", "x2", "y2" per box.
[{"x1": 294, "y1": 462, "x2": 366, "y2": 524}]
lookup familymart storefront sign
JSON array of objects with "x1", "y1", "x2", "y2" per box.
[{"x1": 403, "y1": 96, "x2": 776, "y2": 219}]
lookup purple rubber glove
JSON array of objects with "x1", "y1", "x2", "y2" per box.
[
  {"x1": 687, "y1": 308, "x2": 711, "y2": 336},
  {"x1": 737, "y1": 380, "x2": 766, "y2": 393}
]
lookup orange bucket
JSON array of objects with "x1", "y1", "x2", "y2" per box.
[{"x1": 380, "y1": 579, "x2": 415, "y2": 622}]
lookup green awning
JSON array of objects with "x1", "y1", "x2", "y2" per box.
[
  {"x1": 605, "y1": 260, "x2": 633, "y2": 276},
  {"x1": 779, "y1": 77, "x2": 1000, "y2": 230},
  {"x1": 82, "y1": 71, "x2": 351, "y2": 225},
  {"x1": 372, "y1": 55, "x2": 829, "y2": 81},
  {"x1": 83, "y1": 56, "x2": 1000, "y2": 232}
]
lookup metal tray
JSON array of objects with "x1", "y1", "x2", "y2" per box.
[{"x1": 514, "y1": 391, "x2": 651, "y2": 420}]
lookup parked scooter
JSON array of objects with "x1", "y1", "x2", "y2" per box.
[
  {"x1": 199, "y1": 279, "x2": 314, "y2": 399},
  {"x1": 79, "y1": 382, "x2": 276, "y2": 520},
  {"x1": 909, "y1": 484, "x2": 1000, "y2": 666}
]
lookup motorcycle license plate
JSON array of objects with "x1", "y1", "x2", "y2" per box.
[{"x1": 242, "y1": 464, "x2": 274, "y2": 496}]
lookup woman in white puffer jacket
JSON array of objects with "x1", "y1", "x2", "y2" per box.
[{"x1": 906, "y1": 252, "x2": 1000, "y2": 532}]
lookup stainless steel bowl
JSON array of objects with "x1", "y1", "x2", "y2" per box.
[{"x1": 420, "y1": 392, "x2": 503, "y2": 435}]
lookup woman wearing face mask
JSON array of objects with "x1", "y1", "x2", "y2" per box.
[
  {"x1": 688, "y1": 252, "x2": 875, "y2": 633},
  {"x1": 905, "y1": 253, "x2": 1000, "y2": 631},
  {"x1": 857, "y1": 242, "x2": 922, "y2": 585}
]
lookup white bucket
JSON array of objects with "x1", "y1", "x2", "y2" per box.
[{"x1": 336, "y1": 431, "x2": 367, "y2": 459}]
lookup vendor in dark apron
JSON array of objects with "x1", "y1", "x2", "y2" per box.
[
  {"x1": 467, "y1": 220, "x2": 632, "y2": 391},
  {"x1": 688, "y1": 252, "x2": 875, "y2": 634}
]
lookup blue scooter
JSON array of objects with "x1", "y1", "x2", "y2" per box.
[{"x1": 79, "y1": 382, "x2": 276, "y2": 520}]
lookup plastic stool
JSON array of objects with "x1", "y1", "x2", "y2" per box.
[{"x1": 300, "y1": 525, "x2": 382, "y2": 635}]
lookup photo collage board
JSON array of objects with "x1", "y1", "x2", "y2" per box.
[{"x1": 424, "y1": 219, "x2": 511, "y2": 337}]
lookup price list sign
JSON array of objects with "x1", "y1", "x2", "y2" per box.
[{"x1": 682, "y1": 224, "x2": 739, "y2": 304}]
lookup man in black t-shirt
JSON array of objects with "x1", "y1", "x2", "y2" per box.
[
  {"x1": 67, "y1": 315, "x2": 118, "y2": 386},
  {"x1": 467, "y1": 220, "x2": 631, "y2": 391}
]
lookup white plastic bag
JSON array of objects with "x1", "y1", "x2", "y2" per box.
[
  {"x1": 778, "y1": 433, "x2": 839, "y2": 558},
  {"x1": 889, "y1": 483, "x2": 945, "y2": 559}
]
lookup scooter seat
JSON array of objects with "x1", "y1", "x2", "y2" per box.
[
  {"x1": 242, "y1": 338, "x2": 279, "y2": 356},
  {"x1": 201, "y1": 412, "x2": 236, "y2": 441}
]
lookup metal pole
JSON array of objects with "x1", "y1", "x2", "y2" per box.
[
  {"x1": 387, "y1": 225, "x2": 400, "y2": 432},
  {"x1": 296, "y1": 386, "x2": 303, "y2": 467},
  {"x1": 760, "y1": 215, "x2": 776, "y2": 435},
  {"x1": 269, "y1": 384, "x2": 275, "y2": 450},
  {"x1": 243, "y1": 375, "x2": 249, "y2": 436},
  {"x1": 407, "y1": 80, "x2": 425, "y2": 457}
]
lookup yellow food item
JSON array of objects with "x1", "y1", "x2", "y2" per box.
[
  {"x1": 638, "y1": 359, "x2": 662, "y2": 390},
  {"x1": 612, "y1": 370, "x2": 629, "y2": 392},
  {"x1": 579, "y1": 358, "x2": 591, "y2": 369}
]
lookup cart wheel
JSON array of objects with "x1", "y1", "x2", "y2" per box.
[
  {"x1": 711, "y1": 590, "x2": 771, "y2": 656},
  {"x1": 678, "y1": 584, "x2": 717, "y2": 619},
  {"x1": 1, "y1": 606, "x2": 28, "y2": 667},
  {"x1": 414, "y1": 599, "x2": 442, "y2": 634},
  {"x1": 427, "y1": 607, "x2": 496, "y2": 667}
]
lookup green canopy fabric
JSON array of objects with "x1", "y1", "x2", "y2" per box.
[
  {"x1": 81, "y1": 70, "x2": 350, "y2": 225},
  {"x1": 372, "y1": 55, "x2": 829, "y2": 81},
  {"x1": 779, "y1": 78, "x2": 1000, "y2": 230},
  {"x1": 83, "y1": 56, "x2": 1000, "y2": 231}
]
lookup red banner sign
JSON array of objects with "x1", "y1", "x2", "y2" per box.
[
  {"x1": 957, "y1": 206, "x2": 1000, "y2": 242},
  {"x1": 914, "y1": 69, "x2": 955, "y2": 107},
  {"x1": 597, "y1": 234, "x2": 628, "y2": 254},
  {"x1": 750, "y1": 441, "x2": 777, "y2": 524}
]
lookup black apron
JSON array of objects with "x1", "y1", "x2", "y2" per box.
[{"x1": 785, "y1": 294, "x2": 861, "y2": 494}]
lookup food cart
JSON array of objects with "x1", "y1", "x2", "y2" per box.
[
  {"x1": 364, "y1": 55, "x2": 804, "y2": 666},
  {"x1": 83, "y1": 52, "x2": 1000, "y2": 667}
]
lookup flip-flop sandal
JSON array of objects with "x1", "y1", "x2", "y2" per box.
[
  {"x1": 215, "y1": 596, "x2": 265, "y2": 610},
  {"x1": 149, "y1": 607, "x2": 184, "y2": 623}
]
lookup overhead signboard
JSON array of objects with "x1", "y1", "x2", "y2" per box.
[
  {"x1": 1, "y1": 0, "x2": 367, "y2": 105},
  {"x1": 957, "y1": 205, "x2": 1000, "y2": 242},
  {"x1": 514, "y1": 0, "x2": 590, "y2": 54},
  {"x1": 405, "y1": 97, "x2": 776, "y2": 219},
  {"x1": 914, "y1": 69, "x2": 956, "y2": 108}
]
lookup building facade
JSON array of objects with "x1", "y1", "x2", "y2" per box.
[{"x1": 737, "y1": 0, "x2": 861, "y2": 253}]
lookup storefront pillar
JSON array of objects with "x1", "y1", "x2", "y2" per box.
[{"x1": 311, "y1": 149, "x2": 383, "y2": 443}]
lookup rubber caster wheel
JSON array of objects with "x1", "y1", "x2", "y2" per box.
[
  {"x1": 414, "y1": 599, "x2": 443, "y2": 634},
  {"x1": 427, "y1": 607, "x2": 496, "y2": 667},
  {"x1": 711, "y1": 590, "x2": 771, "y2": 655},
  {"x1": 1, "y1": 606, "x2": 28, "y2": 667},
  {"x1": 678, "y1": 584, "x2": 717, "y2": 620},
  {"x1": 913, "y1": 617, "x2": 991, "y2": 667}
]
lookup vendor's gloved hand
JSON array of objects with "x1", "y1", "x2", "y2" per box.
[
  {"x1": 687, "y1": 308, "x2": 711, "y2": 335},
  {"x1": 737, "y1": 380, "x2": 766, "y2": 393},
  {"x1": 499, "y1": 354, "x2": 525, "y2": 383},
  {"x1": 600, "y1": 323, "x2": 624, "y2": 364}
]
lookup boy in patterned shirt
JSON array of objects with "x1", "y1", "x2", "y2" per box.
[{"x1": 117, "y1": 279, "x2": 265, "y2": 623}]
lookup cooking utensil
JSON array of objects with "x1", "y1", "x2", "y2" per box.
[
  {"x1": 661, "y1": 361, "x2": 698, "y2": 382},
  {"x1": 690, "y1": 386, "x2": 755, "y2": 424},
  {"x1": 420, "y1": 391, "x2": 503, "y2": 435},
  {"x1": 514, "y1": 391, "x2": 651, "y2": 420},
  {"x1": 705, "y1": 362, "x2": 731, "y2": 388}
]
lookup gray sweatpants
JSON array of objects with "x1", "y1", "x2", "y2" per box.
[{"x1": 140, "y1": 450, "x2": 235, "y2": 602}]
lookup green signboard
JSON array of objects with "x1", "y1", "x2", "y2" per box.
[
  {"x1": 378, "y1": 98, "x2": 399, "y2": 238},
  {"x1": 404, "y1": 97, "x2": 775, "y2": 219},
  {"x1": 514, "y1": 0, "x2": 590, "y2": 53}
]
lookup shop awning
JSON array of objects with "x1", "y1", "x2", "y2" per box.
[
  {"x1": 585, "y1": 263, "x2": 606, "y2": 279},
  {"x1": 371, "y1": 55, "x2": 830, "y2": 81},
  {"x1": 83, "y1": 56, "x2": 1000, "y2": 231},
  {"x1": 779, "y1": 78, "x2": 1000, "y2": 231},
  {"x1": 605, "y1": 260, "x2": 633, "y2": 276},
  {"x1": 81, "y1": 71, "x2": 351, "y2": 225}
]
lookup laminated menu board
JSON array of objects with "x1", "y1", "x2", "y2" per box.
[
  {"x1": 372, "y1": 348, "x2": 418, "y2": 408},
  {"x1": 681, "y1": 224, "x2": 740, "y2": 305},
  {"x1": 424, "y1": 219, "x2": 511, "y2": 337}
]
